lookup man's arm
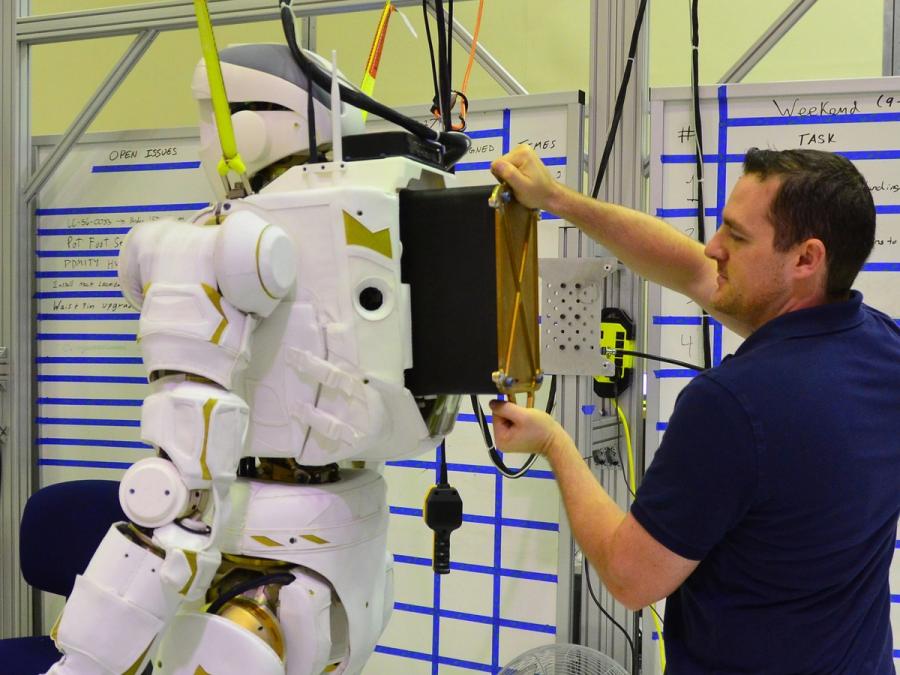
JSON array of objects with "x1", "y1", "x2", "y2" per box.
[
  {"x1": 489, "y1": 401, "x2": 698, "y2": 610},
  {"x1": 491, "y1": 146, "x2": 751, "y2": 337}
]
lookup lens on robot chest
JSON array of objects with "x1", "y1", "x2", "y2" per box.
[{"x1": 358, "y1": 286, "x2": 384, "y2": 311}]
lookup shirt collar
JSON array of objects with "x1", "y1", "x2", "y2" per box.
[{"x1": 735, "y1": 290, "x2": 865, "y2": 357}]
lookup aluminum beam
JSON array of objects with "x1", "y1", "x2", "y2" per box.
[
  {"x1": 585, "y1": 1, "x2": 648, "y2": 672},
  {"x1": 884, "y1": 0, "x2": 899, "y2": 75},
  {"x1": 1, "y1": 0, "x2": 35, "y2": 641},
  {"x1": 16, "y1": 0, "x2": 468, "y2": 45},
  {"x1": 24, "y1": 29, "x2": 159, "y2": 202},
  {"x1": 425, "y1": 2, "x2": 528, "y2": 95},
  {"x1": 718, "y1": 0, "x2": 818, "y2": 83}
]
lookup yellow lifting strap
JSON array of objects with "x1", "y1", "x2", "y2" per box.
[
  {"x1": 360, "y1": 2, "x2": 395, "y2": 116},
  {"x1": 193, "y1": 0, "x2": 248, "y2": 179}
]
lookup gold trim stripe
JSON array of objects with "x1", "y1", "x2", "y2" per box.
[
  {"x1": 251, "y1": 535, "x2": 283, "y2": 547},
  {"x1": 343, "y1": 211, "x2": 393, "y2": 259},
  {"x1": 202, "y1": 283, "x2": 228, "y2": 344},
  {"x1": 200, "y1": 398, "x2": 217, "y2": 481},
  {"x1": 255, "y1": 224, "x2": 278, "y2": 300},
  {"x1": 301, "y1": 534, "x2": 329, "y2": 545},
  {"x1": 179, "y1": 550, "x2": 199, "y2": 596},
  {"x1": 122, "y1": 642, "x2": 154, "y2": 675}
]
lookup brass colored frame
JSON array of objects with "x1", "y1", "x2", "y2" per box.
[{"x1": 490, "y1": 184, "x2": 541, "y2": 405}]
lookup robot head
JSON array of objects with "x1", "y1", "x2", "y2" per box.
[{"x1": 192, "y1": 44, "x2": 365, "y2": 197}]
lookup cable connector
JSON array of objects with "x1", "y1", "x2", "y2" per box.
[
  {"x1": 594, "y1": 307, "x2": 635, "y2": 398},
  {"x1": 423, "y1": 484, "x2": 463, "y2": 575}
]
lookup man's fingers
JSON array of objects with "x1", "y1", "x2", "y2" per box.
[
  {"x1": 490, "y1": 158, "x2": 516, "y2": 184},
  {"x1": 489, "y1": 400, "x2": 521, "y2": 424}
]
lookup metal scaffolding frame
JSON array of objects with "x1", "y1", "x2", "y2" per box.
[
  {"x1": 718, "y1": 0, "x2": 818, "y2": 84},
  {"x1": 580, "y1": 3, "x2": 647, "y2": 671}
]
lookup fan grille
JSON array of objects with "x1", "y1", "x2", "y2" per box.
[{"x1": 499, "y1": 643, "x2": 629, "y2": 675}]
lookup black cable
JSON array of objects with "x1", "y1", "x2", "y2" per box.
[
  {"x1": 690, "y1": 0, "x2": 713, "y2": 371},
  {"x1": 545, "y1": 373, "x2": 557, "y2": 415},
  {"x1": 278, "y1": 2, "x2": 469, "y2": 165},
  {"x1": 584, "y1": 559, "x2": 637, "y2": 670},
  {"x1": 606, "y1": 348, "x2": 705, "y2": 372},
  {"x1": 207, "y1": 572, "x2": 296, "y2": 616},
  {"x1": 422, "y1": 1, "x2": 442, "y2": 119},
  {"x1": 471, "y1": 395, "x2": 539, "y2": 479},
  {"x1": 438, "y1": 439, "x2": 449, "y2": 486},
  {"x1": 306, "y1": 69, "x2": 319, "y2": 163},
  {"x1": 447, "y1": 0, "x2": 454, "y2": 110},
  {"x1": 433, "y1": 0, "x2": 451, "y2": 131},
  {"x1": 590, "y1": 0, "x2": 649, "y2": 199}
]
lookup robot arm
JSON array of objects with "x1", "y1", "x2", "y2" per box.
[{"x1": 47, "y1": 212, "x2": 296, "y2": 675}]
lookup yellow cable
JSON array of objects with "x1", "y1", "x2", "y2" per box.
[
  {"x1": 193, "y1": 0, "x2": 247, "y2": 178},
  {"x1": 615, "y1": 403, "x2": 636, "y2": 496},
  {"x1": 616, "y1": 402, "x2": 666, "y2": 672}
]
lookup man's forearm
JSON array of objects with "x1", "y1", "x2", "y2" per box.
[
  {"x1": 543, "y1": 429, "x2": 633, "y2": 603},
  {"x1": 545, "y1": 183, "x2": 715, "y2": 305}
]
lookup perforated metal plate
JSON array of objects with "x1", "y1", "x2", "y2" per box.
[{"x1": 539, "y1": 258, "x2": 617, "y2": 376}]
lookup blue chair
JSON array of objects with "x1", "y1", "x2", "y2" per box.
[{"x1": 0, "y1": 479, "x2": 124, "y2": 675}]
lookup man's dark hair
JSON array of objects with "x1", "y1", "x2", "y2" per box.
[{"x1": 742, "y1": 148, "x2": 875, "y2": 298}]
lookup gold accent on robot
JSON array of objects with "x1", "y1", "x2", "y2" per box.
[
  {"x1": 217, "y1": 596, "x2": 286, "y2": 660},
  {"x1": 121, "y1": 642, "x2": 153, "y2": 675},
  {"x1": 251, "y1": 535, "x2": 283, "y2": 547},
  {"x1": 202, "y1": 283, "x2": 229, "y2": 344},
  {"x1": 343, "y1": 211, "x2": 393, "y2": 258},
  {"x1": 200, "y1": 398, "x2": 218, "y2": 480},
  {"x1": 179, "y1": 550, "x2": 200, "y2": 595},
  {"x1": 256, "y1": 224, "x2": 279, "y2": 300},
  {"x1": 300, "y1": 534, "x2": 329, "y2": 545}
]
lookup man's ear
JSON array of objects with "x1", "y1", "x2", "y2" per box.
[{"x1": 793, "y1": 237, "x2": 827, "y2": 281}]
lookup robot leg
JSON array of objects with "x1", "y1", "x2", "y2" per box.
[
  {"x1": 46, "y1": 524, "x2": 178, "y2": 674},
  {"x1": 46, "y1": 379, "x2": 248, "y2": 674}
]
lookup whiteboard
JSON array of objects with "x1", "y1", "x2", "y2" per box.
[
  {"x1": 32, "y1": 90, "x2": 584, "y2": 674},
  {"x1": 648, "y1": 77, "x2": 900, "y2": 671}
]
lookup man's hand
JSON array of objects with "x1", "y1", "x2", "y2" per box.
[
  {"x1": 489, "y1": 400, "x2": 566, "y2": 458},
  {"x1": 490, "y1": 145, "x2": 563, "y2": 211}
]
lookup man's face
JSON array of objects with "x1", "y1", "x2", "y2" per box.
[{"x1": 705, "y1": 174, "x2": 796, "y2": 329}]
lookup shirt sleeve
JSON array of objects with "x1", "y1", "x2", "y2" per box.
[{"x1": 630, "y1": 373, "x2": 760, "y2": 561}]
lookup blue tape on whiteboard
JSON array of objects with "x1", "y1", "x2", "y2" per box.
[
  {"x1": 38, "y1": 227, "x2": 131, "y2": 236},
  {"x1": 38, "y1": 375, "x2": 146, "y2": 384},
  {"x1": 38, "y1": 458, "x2": 133, "y2": 470},
  {"x1": 35, "y1": 291, "x2": 124, "y2": 299},
  {"x1": 36, "y1": 271, "x2": 118, "y2": 278},
  {"x1": 92, "y1": 161, "x2": 201, "y2": 172},
  {"x1": 373, "y1": 646, "x2": 494, "y2": 673},
  {"x1": 35, "y1": 202, "x2": 209, "y2": 215},
  {"x1": 37, "y1": 417, "x2": 140, "y2": 427},
  {"x1": 863, "y1": 262, "x2": 900, "y2": 271},
  {"x1": 38, "y1": 397, "x2": 143, "y2": 407},
  {"x1": 37, "y1": 313, "x2": 138, "y2": 321},
  {"x1": 38, "y1": 437, "x2": 151, "y2": 449},
  {"x1": 37, "y1": 333, "x2": 136, "y2": 341}
]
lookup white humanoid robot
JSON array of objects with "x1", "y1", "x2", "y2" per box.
[{"x1": 45, "y1": 41, "x2": 471, "y2": 675}]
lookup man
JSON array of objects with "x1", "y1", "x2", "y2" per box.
[{"x1": 489, "y1": 146, "x2": 900, "y2": 673}]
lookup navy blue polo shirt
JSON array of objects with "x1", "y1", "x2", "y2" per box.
[{"x1": 631, "y1": 292, "x2": 900, "y2": 674}]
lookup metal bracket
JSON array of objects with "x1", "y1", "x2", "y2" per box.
[{"x1": 539, "y1": 257, "x2": 618, "y2": 376}]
